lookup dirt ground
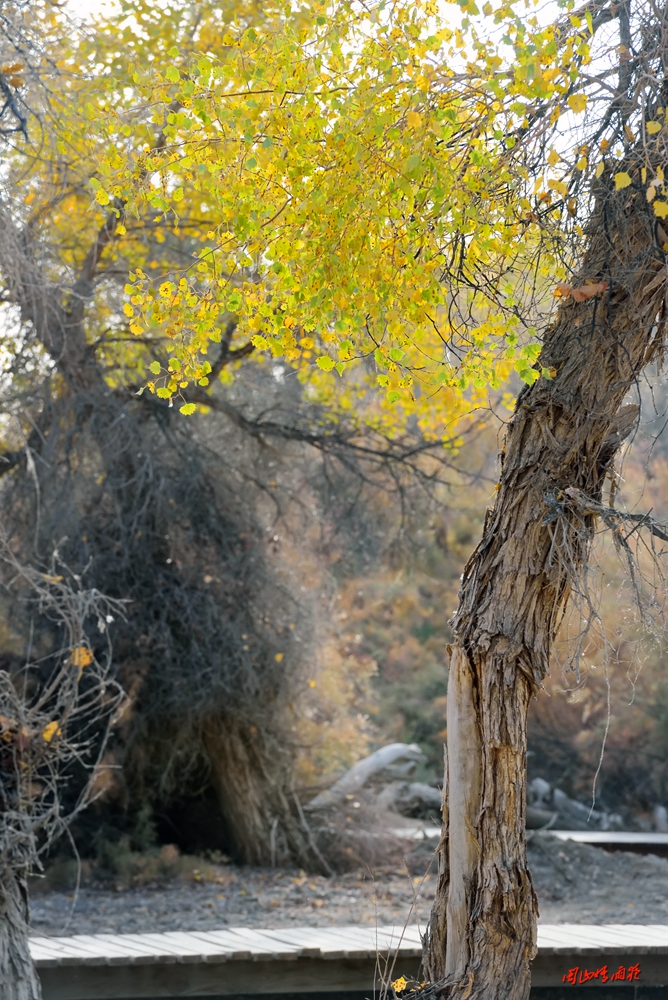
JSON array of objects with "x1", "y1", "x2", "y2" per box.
[{"x1": 28, "y1": 833, "x2": 668, "y2": 938}]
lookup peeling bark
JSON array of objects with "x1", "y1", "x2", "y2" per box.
[
  {"x1": 444, "y1": 646, "x2": 482, "y2": 980},
  {"x1": 426, "y1": 187, "x2": 667, "y2": 997}
]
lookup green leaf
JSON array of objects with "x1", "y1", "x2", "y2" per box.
[
  {"x1": 165, "y1": 66, "x2": 180, "y2": 83},
  {"x1": 157, "y1": 387, "x2": 171, "y2": 399},
  {"x1": 316, "y1": 356, "x2": 335, "y2": 371},
  {"x1": 180, "y1": 403, "x2": 196, "y2": 415},
  {"x1": 251, "y1": 334, "x2": 269, "y2": 349},
  {"x1": 389, "y1": 348, "x2": 404, "y2": 362},
  {"x1": 149, "y1": 361, "x2": 161, "y2": 375},
  {"x1": 386, "y1": 390, "x2": 401, "y2": 403},
  {"x1": 519, "y1": 368, "x2": 539, "y2": 385}
]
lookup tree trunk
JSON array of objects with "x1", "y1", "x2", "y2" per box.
[
  {"x1": 0, "y1": 870, "x2": 41, "y2": 1000},
  {"x1": 425, "y1": 180, "x2": 667, "y2": 997},
  {"x1": 203, "y1": 717, "x2": 313, "y2": 867}
]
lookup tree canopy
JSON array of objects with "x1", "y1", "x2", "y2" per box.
[{"x1": 23, "y1": 0, "x2": 601, "y2": 441}]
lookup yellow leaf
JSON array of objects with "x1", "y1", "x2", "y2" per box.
[
  {"x1": 575, "y1": 156, "x2": 587, "y2": 171},
  {"x1": 42, "y1": 721, "x2": 61, "y2": 743},
  {"x1": 130, "y1": 323, "x2": 143, "y2": 335},
  {"x1": 547, "y1": 149, "x2": 559, "y2": 167},
  {"x1": 71, "y1": 646, "x2": 93, "y2": 669},
  {"x1": 568, "y1": 93, "x2": 587, "y2": 114},
  {"x1": 654, "y1": 201, "x2": 668, "y2": 218},
  {"x1": 647, "y1": 121, "x2": 662, "y2": 134},
  {"x1": 123, "y1": 303, "x2": 134, "y2": 316},
  {"x1": 614, "y1": 172, "x2": 632, "y2": 190},
  {"x1": 647, "y1": 185, "x2": 657, "y2": 202},
  {"x1": 547, "y1": 179, "x2": 567, "y2": 197},
  {"x1": 116, "y1": 223, "x2": 126, "y2": 235},
  {"x1": 275, "y1": 652, "x2": 284, "y2": 662},
  {"x1": 406, "y1": 111, "x2": 422, "y2": 129},
  {"x1": 95, "y1": 189, "x2": 111, "y2": 206},
  {"x1": 595, "y1": 161, "x2": 605, "y2": 178}
]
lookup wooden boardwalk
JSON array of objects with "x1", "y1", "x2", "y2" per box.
[{"x1": 32, "y1": 923, "x2": 668, "y2": 997}]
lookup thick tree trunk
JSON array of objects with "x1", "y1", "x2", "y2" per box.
[
  {"x1": 0, "y1": 870, "x2": 41, "y2": 1000},
  {"x1": 425, "y1": 183, "x2": 668, "y2": 997},
  {"x1": 203, "y1": 717, "x2": 312, "y2": 867}
]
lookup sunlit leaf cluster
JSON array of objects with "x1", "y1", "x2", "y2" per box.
[{"x1": 73, "y1": 0, "x2": 593, "y2": 434}]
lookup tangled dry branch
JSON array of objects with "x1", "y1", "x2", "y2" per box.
[{"x1": 0, "y1": 536, "x2": 124, "y2": 877}]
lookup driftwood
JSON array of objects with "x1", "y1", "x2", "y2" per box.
[
  {"x1": 528, "y1": 777, "x2": 622, "y2": 832},
  {"x1": 376, "y1": 780, "x2": 443, "y2": 816},
  {"x1": 305, "y1": 743, "x2": 425, "y2": 811}
]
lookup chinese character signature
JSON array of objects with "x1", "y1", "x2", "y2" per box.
[{"x1": 562, "y1": 963, "x2": 641, "y2": 985}]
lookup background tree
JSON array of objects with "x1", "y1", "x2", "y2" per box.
[{"x1": 0, "y1": 0, "x2": 473, "y2": 900}]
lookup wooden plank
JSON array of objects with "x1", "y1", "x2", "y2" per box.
[
  {"x1": 536, "y1": 926, "x2": 579, "y2": 954},
  {"x1": 77, "y1": 933, "x2": 172, "y2": 964},
  {"x1": 32, "y1": 936, "x2": 119, "y2": 967},
  {"x1": 29, "y1": 937, "x2": 72, "y2": 958},
  {"x1": 537, "y1": 923, "x2": 668, "y2": 955},
  {"x1": 259, "y1": 925, "x2": 398, "y2": 959},
  {"x1": 28, "y1": 938, "x2": 69, "y2": 969},
  {"x1": 112, "y1": 931, "x2": 214, "y2": 964},
  {"x1": 251, "y1": 927, "x2": 349, "y2": 959},
  {"x1": 186, "y1": 927, "x2": 285, "y2": 960},
  {"x1": 181, "y1": 929, "x2": 255, "y2": 960},
  {"x1": 373, "y1": 925, "x2": 424, "y2": 953},
  {"x1": 143, "y1": 930, "x2": 231, "y2": 963},
  {"x1": 548, "y1": 925, "x2": 638, "y2": 955},
  {"x1": 295, "y1": 924, "x2": 421, "y2": 957},
  {"x1": 54, "y1": 934, "x2": 169, "y2": 966},
  {"x1": 595, "y1": 924, "x2": 668, "y2": 952},
  {"x1": 218, "y1": 926, "x2": 302, "y2": 960}
]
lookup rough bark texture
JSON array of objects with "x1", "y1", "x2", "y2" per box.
[
  {"x1": 203, "y1": 719, "x2": 311, "y2": 867},
  {"x1": 0, "y1": 871, "x2": 41, "y2": 1000},
  {"x1": 425, "y1": 181, "x2": 668, "y2": 998}
]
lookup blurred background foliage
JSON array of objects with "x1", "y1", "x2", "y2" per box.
[{"x1": 1, "y1": 0, "x2": 668, "y2": 884}]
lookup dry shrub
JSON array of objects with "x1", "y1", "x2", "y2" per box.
[{"x1": 304, "y1": 800, "x2": 414, "y2": 873}]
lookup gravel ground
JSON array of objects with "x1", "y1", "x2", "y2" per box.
[{"x1": 28, "y1": 833, "x2": 668, "y2": 938}]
